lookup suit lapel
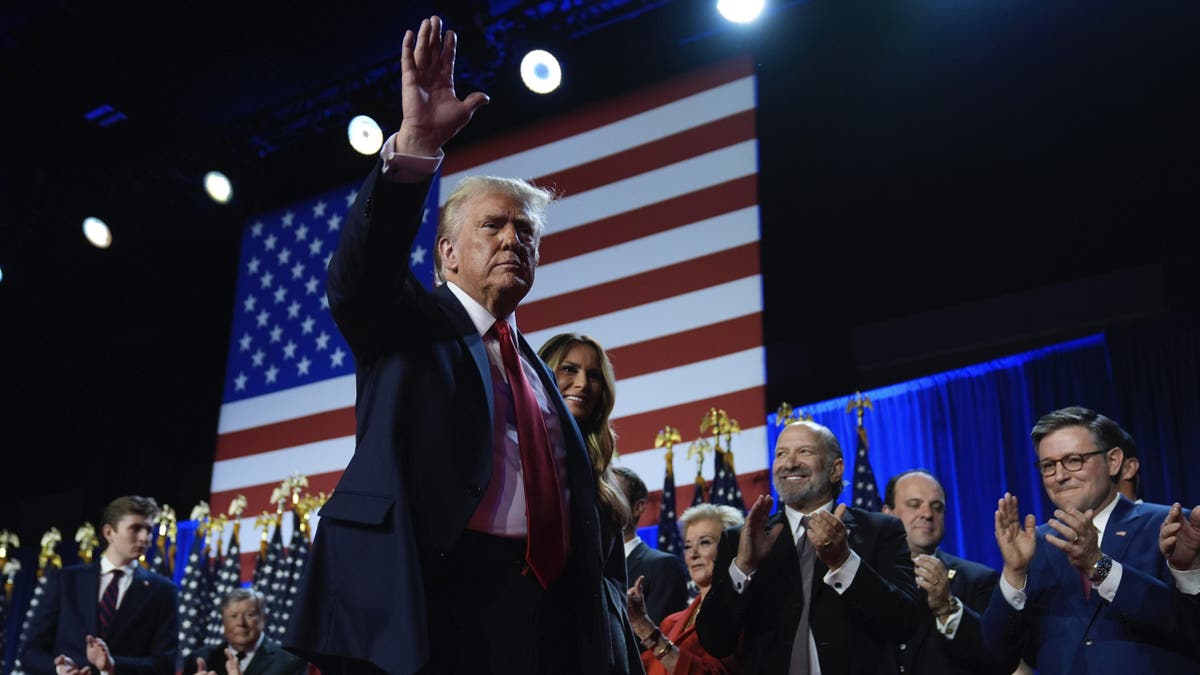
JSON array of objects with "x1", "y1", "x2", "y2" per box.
[
  {"x1": 243, "y1": 640, "x2": 275, "y2": 675},
  {"x1": 1102, "y1": 495, "x2": 1138, "y2": 562},
  {"x1": 432, "y1": 284, "x2": 494, "y2": 425}
]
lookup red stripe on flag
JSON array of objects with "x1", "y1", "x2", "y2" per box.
[
  {"x1": 533, "y1": 110, "x2": 756, "y2": 198},
  {"x1": 608, "y1": 314, "x2": 763, "y2": 380},
  {"x1": 442, "y1": 56, "x2": 755, "y2": 174},
  {"x1": 611, "y1": 386, "x2": 767, "y2": 456},
  {"x1": 210, "y1": 470, "x2": 343, "y2": 519},
  {"x1": 637, "y1": 470, "x2": 772, "y2": 528},
  {"x1": 539, "y1": 175, "x2": 758, "y2": 265},
  {"x1": 216, "y1": 408, "x2": 355, "y2": 461},
  {"x1": 520, "y1": 242, "x2": 761, "y2": 331}
]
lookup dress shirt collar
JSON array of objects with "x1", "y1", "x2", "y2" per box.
[
  {"x1": 238, "y1": 631, "x2": 266, "y2": 667},
  {"x1": 100, "y1": 552, "x2": 138, "y2": 577},
  {"x1": 624, "y1": 535, "x2": 643, "y2": 558},
  {"x1": 445, "y1": 281, "x2": 518, "y2": 338},
  {"x1": 784, "y1": 499, "x2": 835, "y2": 540}
]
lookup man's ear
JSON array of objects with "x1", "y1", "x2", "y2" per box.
[
  {"x1": 881, "y1": 504, "x2": 894, "y2": 516},
  {"x1": 1106, "y1": 446, "x2": 1125, "y2": 478},
  {"x1": 437, "y1": 236, "x2": 456, "y2": 275},
  {"x1": 1121, "y1": 456, "x2": 1141, "y2": 481}
]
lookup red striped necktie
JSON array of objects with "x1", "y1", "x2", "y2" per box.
[
  {"x1": 97, "y1": 569, "x2": 124, "y2": 640},
  {"x1": 490, "y1": 320, "x2": 569, "y2": 588}
]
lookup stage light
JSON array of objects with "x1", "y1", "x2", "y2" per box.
[
  {"x1": 205, "y1": 170, "x2": 233, "y2": 204},
  {"x1": 348, "y1": 115, "x2": 384, "y2": 155},
  {"x1": 0, "y1": 264, "x2": 4, "y2": 285},
  {"x1": 520, "y1": 49, "x2": 562, "y2": 94},
  {"x1": 717, "y1": 0, "x2": 766, "y2": 23},
  {"x1": 83, "y1": 217, "x2": 112, "y2": 249}
]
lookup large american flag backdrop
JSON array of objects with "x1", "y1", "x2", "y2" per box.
[{"x1": 212, "y1": 56, "x2": 770, "y2": 577}]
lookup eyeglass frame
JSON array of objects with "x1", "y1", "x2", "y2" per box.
[{"x1": 1034, "y1": 448, "x2": 1113, "y2": 477}]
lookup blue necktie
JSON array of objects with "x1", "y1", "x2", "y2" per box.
[{"x1": 97, "y1": 569, "x2": 123, "y2": 640}]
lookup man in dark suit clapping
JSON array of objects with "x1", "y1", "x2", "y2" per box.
[
  {"x1": 183, "y1": 588, "x2": 305, "y2": 675},
  {"x1": 882, "y1": 470, "x2": 1014, "y2": 675}
]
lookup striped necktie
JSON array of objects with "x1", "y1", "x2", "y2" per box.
[{"x1": 97, "y1": 569, "x2": 124, "y2": 640}]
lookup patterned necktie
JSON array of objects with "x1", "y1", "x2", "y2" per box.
[
  {"x1": 490, "y1": 320, "x2": 568, "y2": 588},
  {"x1": 97, "y1": 569, "x2": 124, "y2": 640},
  {"x1": 789, "y1": 517, "x2": 815, "y2": 675}
]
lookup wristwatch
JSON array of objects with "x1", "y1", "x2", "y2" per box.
[{"x1": 1091, "y1": 553, "x2": 1113, "y2": 584}]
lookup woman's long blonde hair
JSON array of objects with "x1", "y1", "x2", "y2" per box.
[{"x1": 538, "y1": 333, "x2": 631, "y2": 531}]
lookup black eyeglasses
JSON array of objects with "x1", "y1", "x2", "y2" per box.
[{"x1": 1035, "y1": 448, "x2": 1110, "y2": 477}]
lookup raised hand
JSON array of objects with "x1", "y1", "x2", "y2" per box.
[
  {"x1": 994, "y1": 492, "x2": 1037, "y2": 588},
  {"x1": 1045, "y1": 506, "x2": 1100, "y2": 575},
  {"x1": 1161, "y1": 503, "x2": 1200, "y2": 571},
  {"x1": 807, "y1": 503, "x2": 851, "y2": 570},
  {"x1": 54, "y1": 654, "x2": 90, "y2": 675},
  {"x1": 624, "y1": 576, "x2": 656, "y2": 637},
  {"x1": 394, "y1": 15, "x2": 490, "y2": 156},
  {"x1": 225, "y1": 646, "x2": 244, "y2": 675},
  {"x1": 735, "y1": 494, "x2": 783, "y2": 575}
]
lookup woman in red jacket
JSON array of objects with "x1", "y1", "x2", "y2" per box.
[{"x1": 626, "y1": 503, "x2": 745, "y2": 674}]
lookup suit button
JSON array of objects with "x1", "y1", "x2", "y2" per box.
[
  {"x1": 899, "y1": 643, "x2": 907, "y2": 651},
  {"x1": 833, "y1": 582, "x2": 843, "y2": 589},
  {"x1": 899, "y1": 667, "x2": 905, "y2": 673},
  {"x1": 468, "y1": 486, "x2": 483, "y2": 497},
  {"x1": 1085, "y1": 639, "x2": 1093, "y2": 646}
]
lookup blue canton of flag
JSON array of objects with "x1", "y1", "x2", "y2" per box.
[
  {"x1": 851, "y1": 426, "x2": 882, "y2": 512},
  {"x1": 710, "y1": 449, "x2": 746, "y2": 514},
  {"x1": 223, "y1": 176, "x2": 440, "y2": 401},
  {"x1": 176, "y1": 529, "x2": 212, "y2": 660}
]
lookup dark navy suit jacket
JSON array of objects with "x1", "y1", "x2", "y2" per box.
[
  {"x1": 697, "y1": 507, "x2": 921, "y2": 675},
  {"x1": 181, "y1": 639, "x2": 306, "y2": 675},
  {"x1": 893, "y1": 549, "x2": 1013, "y2": 675},
  {"x1": 19, "y1": 563, "x2": 179, "y2": 675},
  {"x1": 982, "y1": 496, "x2": 1200, "y2": 674},
  {"x1": 283, "y1": 165, "x2": 639, "y2": 675},
  {"x1": 627, "y1": 540, "x2": 689, "y2": 623}
]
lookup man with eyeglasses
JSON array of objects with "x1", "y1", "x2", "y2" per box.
[{"x1": 983, "y1": 406, "x2": 1199, "y2": 673}]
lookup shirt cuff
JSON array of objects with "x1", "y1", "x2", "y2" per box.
[
  {"x1": 1000, "y1": 573, "x2": 1027, "y2": 610},
  {"x1": 934, "y1": 597, "x2": 965, "y2": 638},
  {"x1": 822, "y1": 550, "x2": 860, "y2": 594},
  {"x1": 728, "y1": 560, "x2": 753, "y2": 594},
  {"x1": 380, "y1": 132, "x2": 443, "y2": 183},
  {"x1": 1096, "y1": 559, "x2": 1123, "y2": 602},
  {"x1": 1170, "y1": 564, "x2": 1200, "y2": 595}
]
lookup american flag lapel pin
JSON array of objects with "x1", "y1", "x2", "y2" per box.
[
  {"x1": 947, "y1": 569, "x2": 957, "y2": 580},
  {"x1": 1115, "y1": 530, "x2": 1127, "y2": 536}
]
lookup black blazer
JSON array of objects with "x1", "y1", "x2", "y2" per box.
[
  {"x1": 627, "y1": 540, "x2": 690, "y2": 623},
  {"x1": 892, "y1": 549, "x2": 1013, "y2": 675},
  {"x1": 282, "y1": 165, "x2": 634, "y2": 675},
  {"x1": 697, "y1": 507, "x2": 920, "y2": 675},
  {"x1": 181, "y1": 639, "x2": 306, "y2": 675},
  {"x1": 19, "y1": 563, "x2": 179, "y2": 675}
]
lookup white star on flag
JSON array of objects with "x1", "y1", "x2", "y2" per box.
[{"x1": 410, "y1": 244, "x2": 427, "y2": 266}]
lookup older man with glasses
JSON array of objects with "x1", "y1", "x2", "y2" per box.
[{"x1": 983, "y1": 406, "x2": 1200, "y2": 674}]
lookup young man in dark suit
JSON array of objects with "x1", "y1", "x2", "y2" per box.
[
  {"x1": 882, "y1": 470, "x2": 1013, "y2": 675},
  {"x1": 183, "y1": 588, "x2": 305, "y2": 675},
  {"x1": 696, "y1": 420, "x2": 920, "y2": 674},
  {"x1": 614, "y1": 466, "x2": 689, "y2": 623},
  {"x1": 20, "y1": 495, "x2": 179, "y2": 675},
  {"x1": 284, "y1": 15, "x2": 639, "y2": 675}
]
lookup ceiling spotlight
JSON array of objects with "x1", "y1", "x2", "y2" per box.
[
  {"x1": 82, "y1": 217, "x2": 112, "y2": 249},
  {"x1": 520, "y1": 49, "x2": 562, "y2": 94},
  {"x1": 205, "y1": 170, "x2": 233, "y2": 204},
  {"x1": 348, "y1": 115, "x2": 384, "y2": 155},
  {"x1": 717, "y1": 0, "x2": 766, "y2": 23}
]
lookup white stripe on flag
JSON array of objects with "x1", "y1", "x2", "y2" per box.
[
  {"x1": 211, "y1": 435, "x2": 355, "y2": 492},
  {"x1": 612, "y1": 347, "x2": 766, "y2": 419},
  {"x1": 522, "y1": 276, "x2": 763, "y2": 351},
  {"x1": 218, "y1": 373, "x2": 355, "y2": 434},
  {"x1": 438, "y1": 76, "x2": 756, "y2": 196},
  {"x1": 527, "y1": 206, "x2": 760, "y2": 302},
  {"x1": 542, "y1": 141, "x2": 758, "y2": 235}
]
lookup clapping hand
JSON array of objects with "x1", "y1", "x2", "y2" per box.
[{"x1": 994, "y1": 492, "x2": 1037, "y2": 588}]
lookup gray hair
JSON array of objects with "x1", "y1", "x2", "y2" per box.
[
  {"x1": 434, "y1": 175, "x2": 557, "y2": 285},
  {"x1": 679, "y1": 503, "x2": 745, "y2": 532},
  {"x1": 220, "y1": 587, "x2": 267, "y2": 614}
]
